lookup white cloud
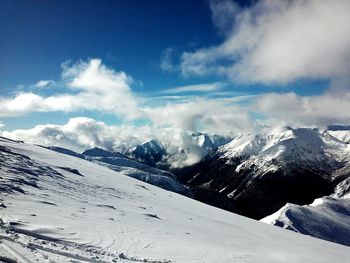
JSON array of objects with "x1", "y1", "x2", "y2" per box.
[
  {"x1": 0, "y1": 59, "x2": 143, "y2": 119},
  {"x1": 144, "y1": 99, "x2": 256, "y2": 135},
  {"x1": 1, "y1": 117, "x2": 144, "y2": 153},
  {"x1": 252, "y1": 91, "x2": 350, "y2": 127},
  {"x1": 0, "y1": 58, "x2": 258, "y2": 137},
  {"x1": 63, "y1": 59, "x2": 143, "y2": 119},
  {"x1": 181, "y1": 0, "x2": 350, "y2": 84},
  {"x1": 160, "y1": 82, "x2": 226, "y2": 94},
  {"x1": 3, "y1": 93, "x2": 44, "y2": 113},
  {"x1": 33, "y1": 80, "x2": 56, "y2": 88}
]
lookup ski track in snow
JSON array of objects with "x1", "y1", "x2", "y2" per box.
[{"x1": 0, "y1": 136, "x2": 349, "y2": 262}]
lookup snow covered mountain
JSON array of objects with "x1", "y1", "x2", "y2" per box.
[
  {"x1": 0, "y1": 136, "x2": 349, "y2": 262},
  {"x1": 178, "y1": 127, "x2": 350, "y2": 219},
  {"x1": 82, "y1": 147, "x2": 126, "y2": 158},
  {"x1": 125, "y1": 140, "x2": 167, "y2": 167},
  {"x1": 191, "y1": 133, "x2": 231, "y2": 153}
]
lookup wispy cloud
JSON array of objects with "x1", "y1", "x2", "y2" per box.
[
  {"x1": 160, "y1": 82, "x2": 226, "y2": 94},
  {"x1": 218, "y1": 94, "x2": 258, "y2": 103},
  {"x1": 33, "y1": 80, "x2": 56, "y2": 88},
  {"x1": 151, "y1": 95, "x2": 197, "y2": 104},
  {"x1": 160, "y1": 47, "x2": 177, "y2": 72}
]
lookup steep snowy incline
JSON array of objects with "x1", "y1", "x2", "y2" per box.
[
  {"x1": 0, "y1": 137, "x2": 349, "y2": 262},
  {"x1": 261, "y1": 174, "x2": 350, "y2": 247},
  {"x1": 261, "y1": 196, "x2": 350, "y2": 246}
]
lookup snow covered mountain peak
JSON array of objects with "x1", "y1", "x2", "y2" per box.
[
  {"x1": 219, "y1": 127, "x2": 296, "y2": 159},
  {"x1": 192, "y1": 133, "x2": 215, "y2": 149},
  {"x1": 82, "y1": 147, "x2": 125, "y2": 158},
  {"x1": 126, "y1": 139, "x2": 166, "y2": 166},
  {"x1": 192, "y1": 133, "x2": 231, "y2": 149}
]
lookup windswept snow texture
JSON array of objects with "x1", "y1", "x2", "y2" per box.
[
  {"x1": 261, "y1": 196, "x2": 350, "y2": 247},
  {"x1": 0, "y1": 137, "x2": 349, "y2": 262}
]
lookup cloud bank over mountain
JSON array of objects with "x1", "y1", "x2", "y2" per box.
[{"x1": 1, "y1": 117, "x2": 226, "y2": 168}]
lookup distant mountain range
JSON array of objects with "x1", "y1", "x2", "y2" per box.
[{"x1": 176, "y1": 127, "x2": 350, "y2": 219}]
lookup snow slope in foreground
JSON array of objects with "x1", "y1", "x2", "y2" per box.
[{"x1": 0, "y1": 137, "x2": 349, "y2": 262}]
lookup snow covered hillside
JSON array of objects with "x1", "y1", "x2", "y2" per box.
[
  {"x1": 0, "y1": 136, "x2": 349, "y2": 262},
  {"x1": 261, "y1": 196, "x2": 350, "y2": 247},
  {"x1": 261, "y1": 172, "x2": 350, "y2": 247}
]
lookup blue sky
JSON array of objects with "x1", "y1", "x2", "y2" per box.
[
  {"x1": 1, "y1": 0, "x2": 218, "y2": 92},
  {"x1": 0, "y1": 0, "x2": 348, "y2": 137}
]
